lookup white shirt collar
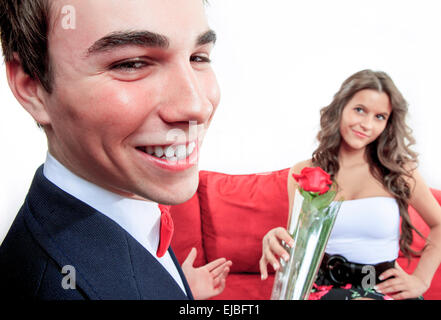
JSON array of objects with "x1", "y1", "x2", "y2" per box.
[{"x1": 42, "y1": 152, "x2": 161, "y2": 253}]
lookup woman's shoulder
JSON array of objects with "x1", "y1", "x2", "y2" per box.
[{"x1": 289, "y1": 159, "x2": 313, "y2": 175}]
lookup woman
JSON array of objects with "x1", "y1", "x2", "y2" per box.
[{"x1": 259, "y1": 70, "x2": 441, "y2": 300}]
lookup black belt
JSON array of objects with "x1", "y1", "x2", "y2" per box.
[{"x1": 318, "y1": 253, "x2": 395, "y2": 287}]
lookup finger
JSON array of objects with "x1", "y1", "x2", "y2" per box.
[
  {"x1": 378, "y1": 283, "x2": 407, "y2": 295},
  {"x1": 268, "y1": 236, "x2": 290, "y2": 262},
  {"x1": 259, "y1": 257, "x2": 269, "y2": 280},
  {"x1": 210, "y1": 261, "x2": 232, "y2": 278},
  {"x1": 274, "y1": 227, "x2": 295, "y2": 247},
  {"x1": 204, "y1": 257, "x2": 227, "y2": 271},
  {"x1": 263, "y1": 228, "x2": 289, "y2": 248},
  {"x1": 212, "y1": 267, "x2": 229, "y2": 290},
  {"x1": 212, "y1": 274, "x2": 222, "y2": 288},
  {"x1": 375, "y1": 277, "x2": 402, "y2": 292},
  {"x1": 219, "y1": 268, "x2": 230, "y2": 285},
  {"x1": 182, "y1": 247, "x2": 197, "y2": 267},
  {"x1": 214, "y1": 259, "x2": 233, "y2": 271},
  {"x1": 213, "y1": 277, "x2": 227, "y2": 295},
  {"x1": 379, "y1": 267, "x2": 399, "y2": 281},
  {"x1": 213, "y1": 266, "x2": 230, "y2": 285},
  {"x1": 263, "y1": 242, "x2": 284, "y2": 272}
]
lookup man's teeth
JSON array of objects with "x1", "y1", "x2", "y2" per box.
[{"x1": 144, "y1": 142, "x2": 196, "y2": 161}]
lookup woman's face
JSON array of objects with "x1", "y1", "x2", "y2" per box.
[{"x1": 339, "y1": 89, "x2": 392, "y2": 151}]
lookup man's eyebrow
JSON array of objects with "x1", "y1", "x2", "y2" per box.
[
  {"x1": 85, "y1": 30, "x2": 170, "y2": 57},
  {"x1": 197, "y1": 29, "x2": 217, "y2": 46},
  {"x1": 84, "y1": 29, "x2": 217, "y2": 58}
]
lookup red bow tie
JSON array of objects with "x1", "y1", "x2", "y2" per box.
[{"x1": 156, "y1": 205, "x2": 174, "y2": 258}]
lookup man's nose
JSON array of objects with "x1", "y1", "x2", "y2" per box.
[{"x1": 158, "y1": 62, "x2": 213, "y2": 125}]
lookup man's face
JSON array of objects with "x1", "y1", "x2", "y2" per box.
[{"x1": 42, "y1": 0, "x2": 220, "y2": 204}]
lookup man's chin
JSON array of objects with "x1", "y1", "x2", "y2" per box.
[
  {"x1": 155, "y1": 186, "x2": 198, "y2": 206},
  {"x1": 136, "y1": 175, "x2": 199, "y2": 205}
]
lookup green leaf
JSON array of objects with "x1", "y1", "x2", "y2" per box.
[
  {"x1": 299, "y1": 188, "x2": 313, "y2": 202},
  {"x1": 311, "y1": 190, "x2": 337, "y2": 211},
  {"x1": 309, "y1": 192, "x2": 320, "y2": 198}
]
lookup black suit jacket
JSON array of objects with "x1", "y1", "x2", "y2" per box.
[{"x1": 0, "y1": 166, "x2": 193, "y2": 300}]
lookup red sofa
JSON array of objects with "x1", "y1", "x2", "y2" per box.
[{"x1": 170, "y1": 168, "x2": 441, "y2": 300}]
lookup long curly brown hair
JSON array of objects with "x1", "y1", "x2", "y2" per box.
[{"x1": 312, "y1": 69, "x2": 423, "y2": 260}]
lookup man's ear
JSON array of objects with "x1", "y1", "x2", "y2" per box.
[{"x1": 5, "y1": 53, "x2": 51, "y2": 126}]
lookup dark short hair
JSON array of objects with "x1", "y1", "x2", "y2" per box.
[{"x1": 0, "y1": 0, "x2": 53, "y2": 93}]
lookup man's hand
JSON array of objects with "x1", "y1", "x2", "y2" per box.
[{"x1": 181, "y1": 247, "x2": 232, "y2": 300}]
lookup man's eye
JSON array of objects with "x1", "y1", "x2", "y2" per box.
[
  {"x1": 190, "y1": 55, "x2": 211, "y2": 63},
  {"x1": 110, "y1": 60, "x2": 149, "y2": 71}
]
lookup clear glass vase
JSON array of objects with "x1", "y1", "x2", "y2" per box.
[{"x1": 271, "y1": 200, "x2": 342, "y2": 300}]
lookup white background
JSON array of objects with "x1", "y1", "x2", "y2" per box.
[{"x1": 1, "y1": 0, "x2": 441, "y2": 242}]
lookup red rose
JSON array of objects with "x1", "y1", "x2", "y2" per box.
[{"x1": 292, "y1": 167, "x2": 332, "y2": 195}]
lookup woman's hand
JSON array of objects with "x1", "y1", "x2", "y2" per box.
[
  {"x1": 375, "y1": 262, "x2": 429, "y2": 299},
  {"x1": 259, "y1": 227, "x2": 294, "y2": 280},
  {"x1": 181, "y1": 247, "x2": 232, "y2": 300}
]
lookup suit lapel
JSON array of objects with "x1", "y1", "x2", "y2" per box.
[
  {"x1": 169, "y1": 248, "x2": 194, "y2": 299},
  {"x1": 24, "y1": 166, "x2": 191, "y2": 300},
  {"x1": 125, "y1": 236, "x2": 189, "y2": 299}
]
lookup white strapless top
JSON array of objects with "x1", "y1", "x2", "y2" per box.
[{"x1": 325, "y1": 197, "x2": 400, "y2": 264}]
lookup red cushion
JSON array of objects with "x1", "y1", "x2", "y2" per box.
[
  {"x1": 169, "y1": 192, "x2": 207, "y2": 267},
  {"x1": 211, "y1": 274, "x2": 275, "y2": 300},
  {"x1": 198, "y1": 169, "x2": 290, "y2": 273}
]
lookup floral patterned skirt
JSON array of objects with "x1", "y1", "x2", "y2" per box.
[
  {"x1": 309, "y1": 282, "x2": 393, "y2": 300},
  {"x1": 309, "y1": 263, "x2": 424, "y2": 300}
]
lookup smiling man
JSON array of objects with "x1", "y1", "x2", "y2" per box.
[{"x1": 0, "y1": 0, "x2": 221, "y2": 299}]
